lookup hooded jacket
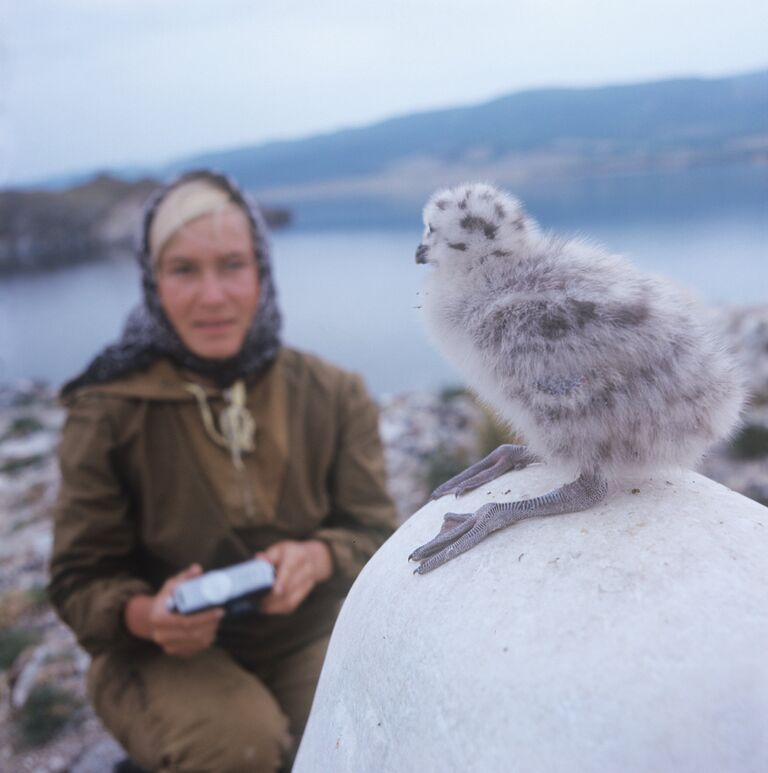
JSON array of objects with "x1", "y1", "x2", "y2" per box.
[{"x1": 48, "y1": 347, "x2": 397, "y2": 659}]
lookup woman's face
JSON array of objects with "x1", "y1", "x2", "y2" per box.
[{"x1": 155, "y1": 207, "x2": 260, "y2": 360}]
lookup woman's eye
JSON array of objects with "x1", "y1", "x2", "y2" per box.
[
  {"x1": 170, "y1": 263, "x2": 195, "y2": 276},
  {"x1": 221, "y1": 255, "x2": 251, "y2": 272},
  {"x1": 427, "y1": 225, "x2": 434, "y2": 236}
]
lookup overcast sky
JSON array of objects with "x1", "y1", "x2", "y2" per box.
[{"x1": 2, "y1": 0, "x2": 766, "y2": 186}]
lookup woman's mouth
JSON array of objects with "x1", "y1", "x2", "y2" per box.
[{"x1": 193, "y1": 319, "x2": 236, "y2": 334}]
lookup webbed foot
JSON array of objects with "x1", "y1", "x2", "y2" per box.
[
  {"x1": 430, "y1": 444, "x2": 538, "y2": 500},
  {"x1": 412, "y1": 473, "x2": 608, "y2": 574}
]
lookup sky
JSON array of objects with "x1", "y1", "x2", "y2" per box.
[{"x1": 2, "y1": 0, "x2": 767, "y2": 186}]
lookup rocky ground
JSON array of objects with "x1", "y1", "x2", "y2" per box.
[{"x1": 1, "y1": 306, "x2": 766, "y2": 771}]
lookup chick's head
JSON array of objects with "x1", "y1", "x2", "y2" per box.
[{"x1": 416, "y1": 183, "x2": 529, "y2": 270}]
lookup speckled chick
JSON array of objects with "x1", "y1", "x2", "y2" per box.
[{"x1": 410, "y1": 182, "x2": 744, "y2": 574}]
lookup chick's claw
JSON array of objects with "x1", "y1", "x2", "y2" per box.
[
  {"x1": 411, "y1": 504, "x2": 501, "y2": 574},
  {"x1": 408, "y1": 512, "x2": 475, "y2": 562}
]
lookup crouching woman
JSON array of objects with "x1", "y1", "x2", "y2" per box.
[{"x1": 48, "y1": 170, "x2": 397, "y2": 773}]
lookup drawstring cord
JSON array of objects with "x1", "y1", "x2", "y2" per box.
[{"x1": 184, "y1": 379, "x2": 255, "y2": 470}]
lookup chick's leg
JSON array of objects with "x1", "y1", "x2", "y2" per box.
[
  {"x1": 411, "y1": 473, "x2": 608, "y2": 574},
  {"x1": 430, "y1": 444, "x2": 539, "y2": 500}
]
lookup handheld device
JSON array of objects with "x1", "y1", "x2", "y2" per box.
[{"x1": 166, "y1": 558, "x2": 275, "y2": 616}]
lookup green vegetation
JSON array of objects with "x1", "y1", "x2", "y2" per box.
[
  {"x1": 0, "y1": 627, "x2": 41, "y2": 670},
  {"x1": 1, "y1": 455, "x2": 45, "y2": 475},
  {"x1": 425, "y1": 444, "x2": 472, "y2": 496},
  {"x1": 16, "y1": 683, "x2": 83, "y2": 747},
  {"x1": 475, "y1": 403, "x2": 519, "y2": 458},
  {"x1": 4, "y1": 416, "x2": 45, "y2": 438},
  {"x1": 439, "y1": 385, "x2": 469, "y2": 401},
  {"x1": 729, "y1": 424, "x2": 768, "y2": 459},
  {"x1": 0, "y1": 588, "x2": 49, "y2": 628},
  {"x1": 25, "y1": 585, "x2": 50, "y2": 611}
]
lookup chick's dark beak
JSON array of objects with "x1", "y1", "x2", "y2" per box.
[{"x1": 416, "y1": 244, "x2": 429, "y2": 264}]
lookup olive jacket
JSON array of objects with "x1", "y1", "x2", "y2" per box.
[{"x1": 48, "y1": 348, "x2": 397, "y2": 661}]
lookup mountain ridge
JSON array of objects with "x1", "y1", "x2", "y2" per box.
[
  {"x1": 5, "y1": 68, "x2": 767, "y2": 238},
  {"x1": 169, "y1": 69, "x2": 768, "y2": 191}
]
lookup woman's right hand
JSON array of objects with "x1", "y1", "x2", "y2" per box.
[{"x1": 124, "y1": 564, "x2": 224, "y2": 658}]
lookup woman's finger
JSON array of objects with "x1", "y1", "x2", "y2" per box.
[
  {"x1": 269, "y1": 544, "x2": 298, "y2": 596},
  {"x1": 180, "y1": 607, "x2": 224, "y2": 629},
  {"x1": 261, "y1": 576, "x2": 313, "y2": 614}
]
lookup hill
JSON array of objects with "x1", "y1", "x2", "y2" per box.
[
  {"x1": 3, "y1": 70, "x2": 766, "y2": 262},
  {"x1": 170, "y1": 70, "x2": 768, "y2": 226}
]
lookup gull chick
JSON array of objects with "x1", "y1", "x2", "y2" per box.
[{"x1": 410, "y1": 182, "x2": 744, "y2": 574}]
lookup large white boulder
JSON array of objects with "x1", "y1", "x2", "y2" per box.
[{"x1": 295, "y1": 465, "x2": 768, "y2": 773}]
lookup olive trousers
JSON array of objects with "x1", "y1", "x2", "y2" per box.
[{"x1": 87, "y1": 636, "x2": 329, "y2": 773}]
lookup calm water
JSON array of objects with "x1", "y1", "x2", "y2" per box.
[{"x1": 1, "y1": 213, "x2": 766, "y2": 394}]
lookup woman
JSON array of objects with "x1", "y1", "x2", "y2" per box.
[{"x1": 48, "y1": 170, "x2": 397, "y2": 773}]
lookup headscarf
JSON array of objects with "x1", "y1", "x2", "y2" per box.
[{"x1": 61, "y1": 170, "x2": 282, "y2": 395}]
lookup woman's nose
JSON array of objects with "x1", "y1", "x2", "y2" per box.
[{"x1": 198, "y1": 271, "x2": 227, "y2": 303}]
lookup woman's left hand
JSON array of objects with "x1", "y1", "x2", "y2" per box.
[{"x1": 257, "y1": 539, "x2": 333, "y2": 615}]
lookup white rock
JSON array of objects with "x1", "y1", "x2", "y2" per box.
[{"x1": 295, "y1": 466, "x2": 768, "y2": 773}]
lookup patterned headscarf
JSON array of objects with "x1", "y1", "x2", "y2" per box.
[{"x1": 61, "y1": 170, "x2": 282, "y2": 395}]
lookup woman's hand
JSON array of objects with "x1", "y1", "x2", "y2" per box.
[
  {"x1": 258, "y1": 540, "x2": 333, "y2": 615},
  {"x1": 124, "y1": 564, "x2": 224, "y2": 658}
]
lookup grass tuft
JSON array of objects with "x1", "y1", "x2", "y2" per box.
[
  {"x1": 475, "y1": 404, "x2": 520, "y2": 458},
  {"x1": 5, "y1": 416, "x2": 45, "y2": 438},
  {"x1": 424, "y1": 445, "x2": 471, "y2": 496},
  {"x1": 438, "y1": 385, "x2": 469, "y2": 401},
  {"x1": 729, "y1": 424, "x2": 768, "y2": 459},
  {"x1": 16, "y1": 683, "x2": 83, "y2": 747},
  {"x1": 0, "y1": 627, "x2": 41, "y2": 670},
  {"x1": 0, "y1": 455, "x2": 46, "y2": 475}
]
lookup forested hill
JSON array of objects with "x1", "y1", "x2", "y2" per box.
[{"x1": 175, "y1": 70, "x2": 767, "y2": 189}]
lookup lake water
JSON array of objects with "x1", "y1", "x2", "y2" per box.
[{"x1": 1, "y1": 211, "x2": 766, "y2": 395}]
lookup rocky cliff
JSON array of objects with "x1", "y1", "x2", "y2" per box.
[{"x1": 0, "y1": 174, "x2": 291, "y2": 275}]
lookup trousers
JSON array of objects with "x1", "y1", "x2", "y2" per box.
[{"x1": 87, "y1": 635, "x2": 329, "y2": 773}]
